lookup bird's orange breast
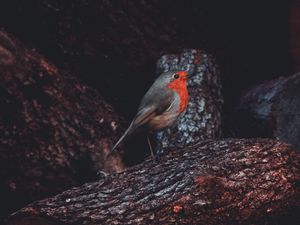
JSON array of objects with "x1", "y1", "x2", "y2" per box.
[{"x1": 167, "y1": 78, "x2": 189, "y2": 113}]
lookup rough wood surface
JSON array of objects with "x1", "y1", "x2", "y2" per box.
[
  {"x1": 234, "y1": 72, "x2": 300, "y2": 151},
  {"x1": 0, "y1": 30, "x2": 125, "y2": 220},
  {"x1": 155, "y1": 49, "x2": 223, "y2": 153},
  {"x1": 7, "y1": 139, "x2": 300, "y2": 225}
]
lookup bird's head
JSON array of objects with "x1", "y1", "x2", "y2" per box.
[
  {"x1": 163, "y1": 70, "x2": 189, "y2": 112},
  {"x1": 163, "y1": 70, "x2": 188, "y2": 89},
  {"x1": 156, "y1": 70, "x2": 189, "y2": 87}
]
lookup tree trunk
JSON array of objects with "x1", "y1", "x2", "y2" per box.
[
  {"x1": 7, "y1": 139, "x2": 300, "y2": 225},
  {"x1": 155, "y1": 49, "x2": 223, "y2": 153},
  {"x1": 234, "y1": 72, "x2": 300, "y2": 151},
  {"x1": 0, "y1": 30, "x2": 124, "y2": 220}
]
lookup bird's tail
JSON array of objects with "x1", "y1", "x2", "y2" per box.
[{"x1": 108, "y1": 122, "x2": 135, "y2": 157}]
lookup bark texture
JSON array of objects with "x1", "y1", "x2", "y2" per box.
[
  {"x1": 7, "y1": 139, "x2": 300, "y2": 225},
  {"x1": 0, "y1": 30, "x2": 124, "y2": 219},
  {"x1": 155, "y1": 49, "x2": 223, "y2": 153},
  {"x1": 235, "y1": 72, "x2": 300, "y2": 151}
]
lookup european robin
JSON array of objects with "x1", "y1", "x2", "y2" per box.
[{"x1": 110, "y1": 70, "x2": 189, "y2": 157}]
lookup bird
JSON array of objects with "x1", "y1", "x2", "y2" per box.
[{"x1": 109, "y1": 70, "x2": 189, "y2": 158}]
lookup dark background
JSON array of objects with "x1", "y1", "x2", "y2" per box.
[
  {"x1": 0, "y1": 0, "x2": 299, "y2": 223},
  {"x1": 0, "y1": 0, "x2": 295, "y2": 121}
]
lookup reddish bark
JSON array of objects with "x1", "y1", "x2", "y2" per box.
[
  {"x1": 7, "y1": 139, "x2": 300, "y2": 225},
  {"x1": 0, "y1": 30, "x2": 125, "y2": 220}
]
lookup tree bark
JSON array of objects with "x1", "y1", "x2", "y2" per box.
[
  {"x1": 234, "y1": 72, "x2": 300, "y2": 152},
  {"x1": 0, "y1": 30, "x2": 125, "y2": 220},
  {"x1": 7, "y1": 139, "x2": 300, "y2": 225}
]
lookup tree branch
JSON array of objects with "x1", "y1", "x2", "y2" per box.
[
  {"x1": 7, "y1": 139, "x2": 300, "y2": 225},
  {"x1": 0, "y1": 30, "x2": 125, "y2": 219}
]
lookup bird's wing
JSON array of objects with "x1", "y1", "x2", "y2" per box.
[
  {"x1": 133, "y1": 105, "x2": 157, "y2": 127},
  {"x1": 155, "y1": 92, "x2": 175, "y2": 114},
  {"x1": 135, "y1": 89, "x2": 174, "y2": 124},
  {"x1": 109, "y1": 91, "x2": 174, "y2": 156}
]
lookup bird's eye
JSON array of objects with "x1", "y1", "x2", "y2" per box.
[{"x1": 173, "y1": 74, "x2": 180, "y2": 79}]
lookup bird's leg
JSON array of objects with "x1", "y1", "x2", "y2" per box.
[{"x1": 147, "y1": 135, "x2": 155, "y2": 159}]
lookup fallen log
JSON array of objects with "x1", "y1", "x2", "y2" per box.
[
  {"x1": 0, "y1": 30, "x2": 125, "y2": 220},
  {"x1": 234, "y1": 72, "x2": 300, "y2": 151},
  {"x1": 7, "y1": 139, "x2": 300, "y2": 225}
]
